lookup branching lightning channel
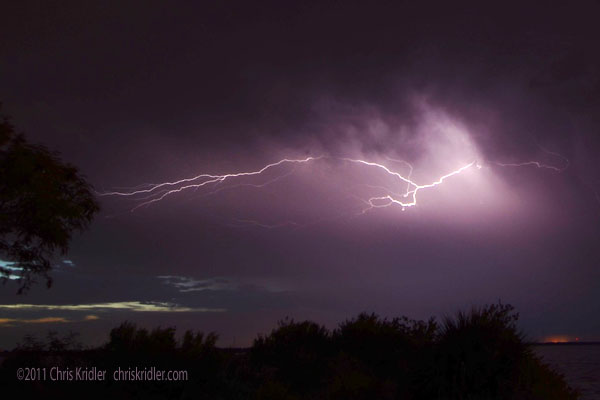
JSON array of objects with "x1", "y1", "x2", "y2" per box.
[
  {"x1": 494, "y1": 145, "x2": 570, "y2": 172},
  {"x1": 100, "y1": 146, "x2": 571, "y2": 225},
  {"x1": 99, "y1": 156, "x2": 478, "y2": 214},
  {"x1": 99, "y1": 157, "x2": 320, "y2": 211},
  {"x1": 343, "y1": 159, "x2": 476, "y2": 213},
  {"x1": 494, "y1": 161, "x2": 566, "y2": 172}
]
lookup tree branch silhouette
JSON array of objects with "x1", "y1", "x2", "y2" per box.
[{"x1": 0, "y1": 106, "x2": 99, "y2": 293}]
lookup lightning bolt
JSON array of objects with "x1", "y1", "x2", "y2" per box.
[
  {"x1": 100, "y1": 143, "x2": 573, "y2": 227},
  {"x1": 494, "y1": 145, "x2": 570, "y2": 172},
  {"x1": 385, "y1": 156, "x2": 414, "y2": 193},
  {"x1": 230, "y1": 219, "x2": 301, "y2": 229},
  {"x1": 342, "y1": 159, "x2": 476, "y2": 213},
  {"x1": 99, "y1": 157, "x2": 320, "y2": 211},
  {"x1": 100, "y1": 156, "x2": 477, "y2": 217},
  {"x1": 494, "y1": 161, "x2": 566, "y2": 172}
]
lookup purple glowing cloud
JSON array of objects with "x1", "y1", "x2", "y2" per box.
[{"x1": 100, "y1": 104, "x2": 568, "y2": 228}]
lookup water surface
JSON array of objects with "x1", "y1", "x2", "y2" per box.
[{"x1": 533, "y1": 344, "x2": 600, "y2": 400}]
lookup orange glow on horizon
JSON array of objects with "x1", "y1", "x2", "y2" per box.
[{"x1": 541, "y1": 335, "x2": 571, "y2": 343}]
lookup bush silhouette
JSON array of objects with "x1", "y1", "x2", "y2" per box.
[
  {"x1": 0, "y1": 303, "x2": 579, "y2": 399},
  {"x1": 252, "y1": 318, "x2": 332, "y2": 396},
  {"x1": 181, "y1": 330, "x2": 219, "y2": 357},
  {"x1": 331, "y1": 313, "x2": 437, "y2": 398},
  {"x1": 335, "y1": 313, "x2": 437, "y2": 375},
  {"x1": 107, "y1": 321, "x2": 177, "y2": 354},
  {"x1": 106, "y1": 321, "x2": 218, "y2": 360},
  {"x1": 427, "y1": 303, "x2": 577, "y2": 400}
]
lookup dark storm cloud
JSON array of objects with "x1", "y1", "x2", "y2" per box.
[
  {"x1": 1, "y1": 1, "x2": 600, "y2": 347},
  {"x1": 3, "y1": 2, "x2": 599, "y2": 181}
]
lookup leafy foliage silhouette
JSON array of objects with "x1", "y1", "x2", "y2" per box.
[
  {"x1": 430, "y1": 303, "x2": 536, "y2": 399},
  {"x1": 252, "y1": 319, "x2": 333, "y2": 397},
  {"x1": 0, "y1": 107, "x2": 99, "y2": 292},
  {"x1": 0, "y1": 303, "x2": 579, "y2": 399}
]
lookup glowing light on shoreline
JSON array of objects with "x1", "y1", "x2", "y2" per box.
[{"x1": 541, "y1": 335, "x2": 572, "y2": 343}]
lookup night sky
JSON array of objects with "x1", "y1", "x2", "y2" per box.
[{"x1": 1, "y1": 1, "x2": 600, "y2": 348}]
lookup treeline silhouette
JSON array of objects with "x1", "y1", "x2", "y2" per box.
[{"x1": 0, "y1": 303, "x2": 578, "y2": 399}]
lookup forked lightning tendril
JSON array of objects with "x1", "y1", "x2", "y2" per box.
[{"x1": 100, "y1": 152, "x2": 567, "y2": 223}]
